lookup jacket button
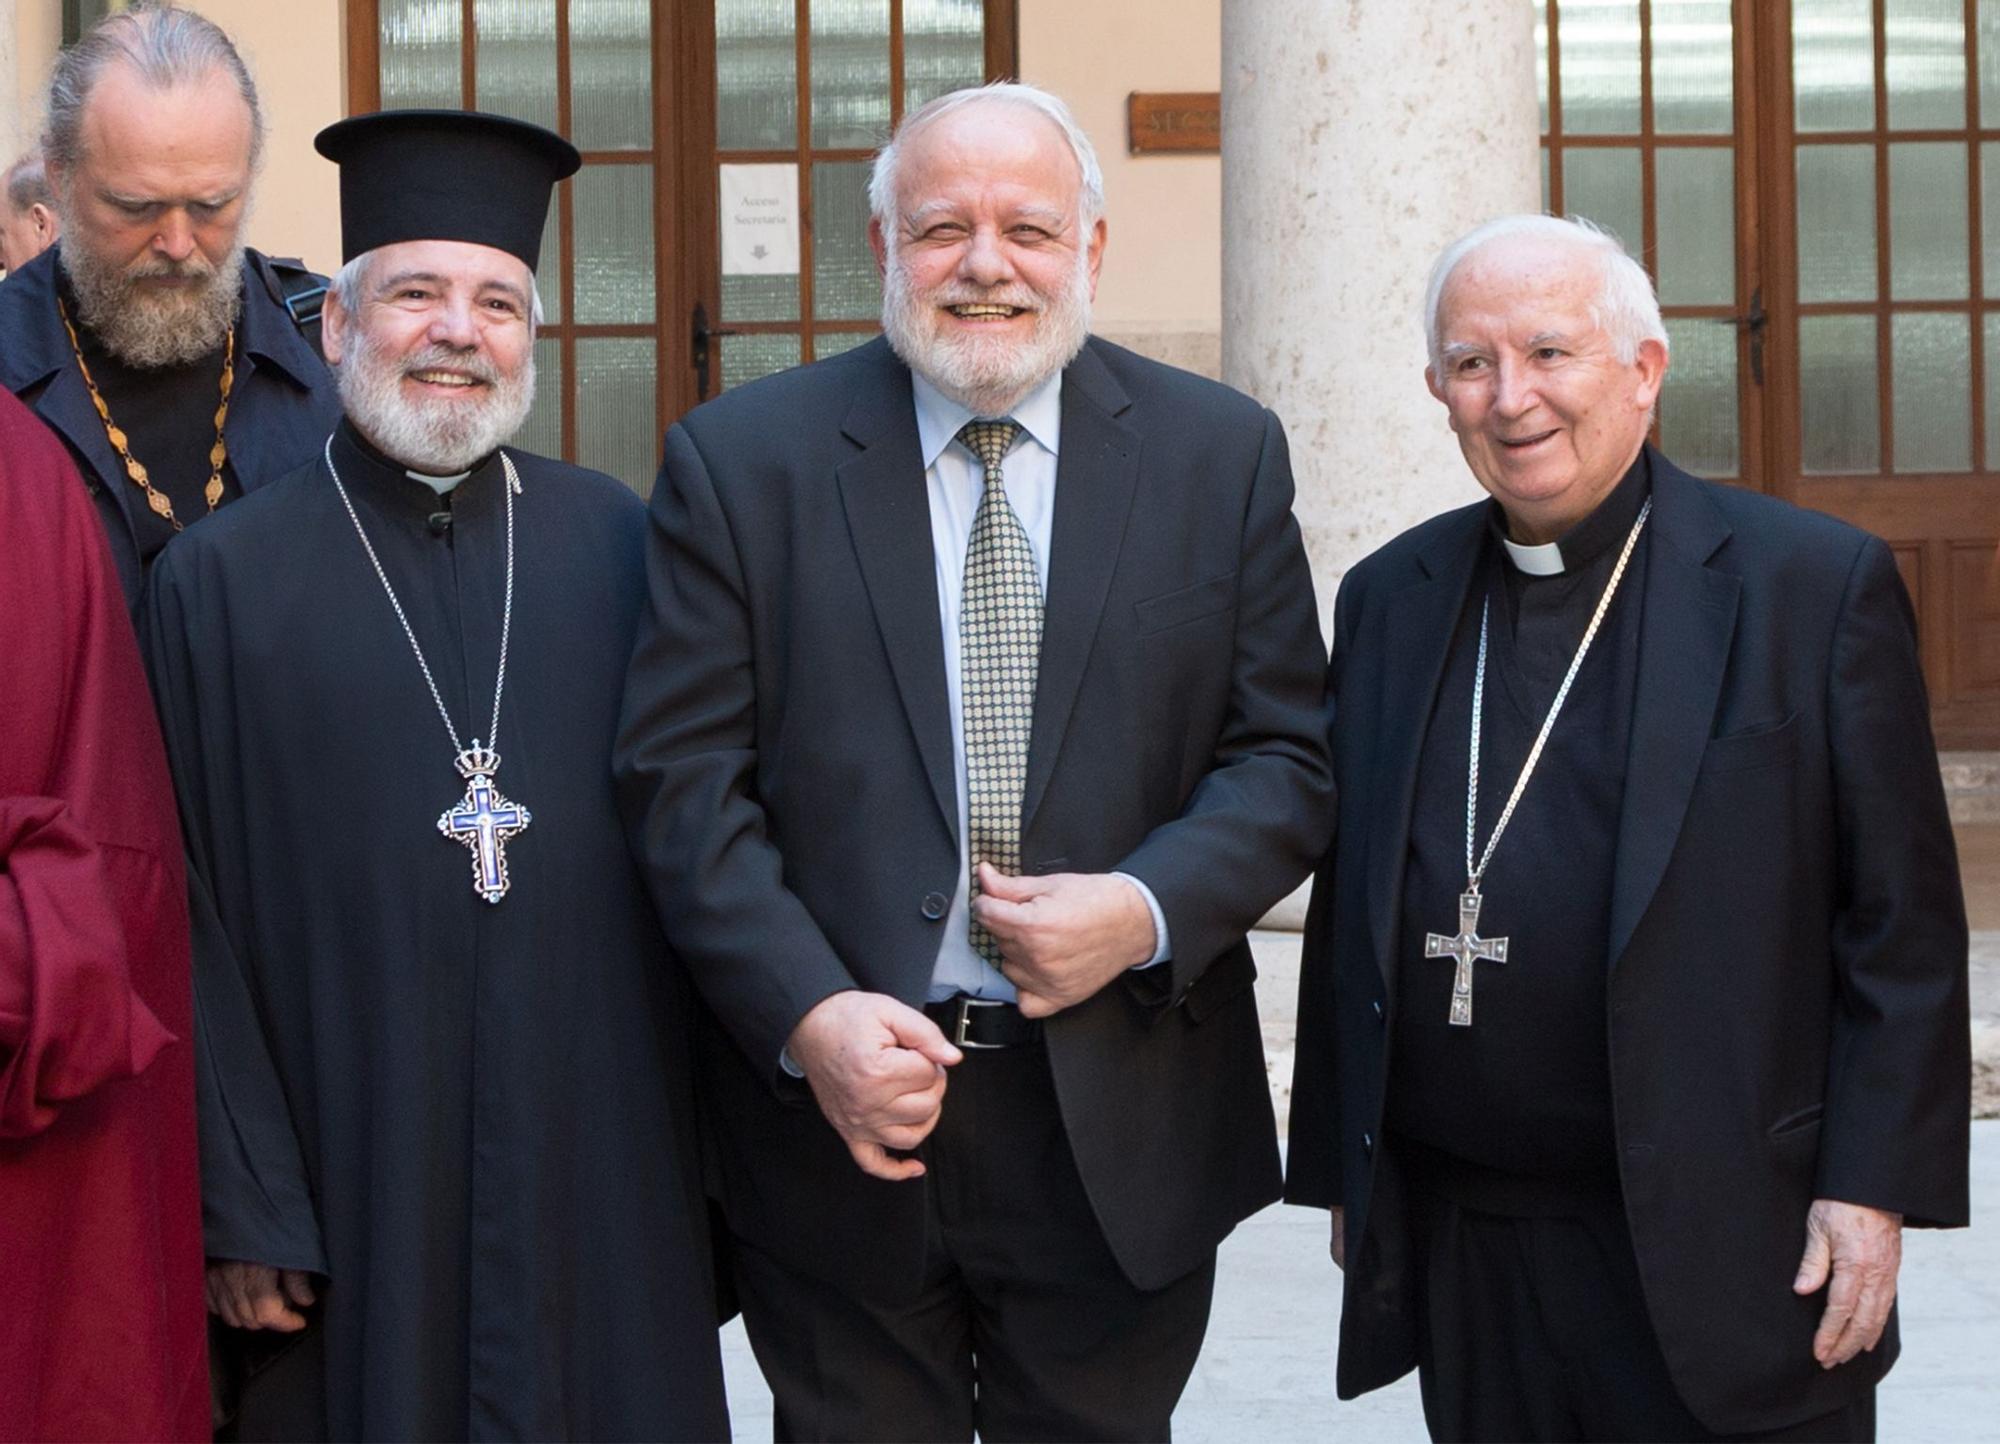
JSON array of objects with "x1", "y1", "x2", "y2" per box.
[
  {"x1": 1362, "y1": 1131, "x2": 1374, "y2": 1159},
  {"x1": 1371, "y1": 999, "x2": 1385, "y2": 1023},
  {"x1": 920, "y1": 891, "x2": 949, "y2": 921}
]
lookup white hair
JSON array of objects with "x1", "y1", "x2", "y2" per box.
[
  {"x1": 1423, "y1": 214, "x2": 1668, "y2": 372},
  {"x1": 867, "y1": 81, "x2": 1105, "y2": 233},
  {"x1": 329, "y1": 249, "x2": 545, "y2": 333}
]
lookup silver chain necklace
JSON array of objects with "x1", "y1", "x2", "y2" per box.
[
  {"x1": 1423, "y1": 497, "x2": 1651, "y2": 1026},
  {"x1": 324, "y1": 435, "x2": 531, "y2": 904}
]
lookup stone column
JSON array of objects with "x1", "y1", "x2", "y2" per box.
[
  {"x1": 1222, "y1": 0, "x2": 1541, "y2": 607},
  {"x1": 2, "y1": 0, "x2": 21, "y2": 163}
]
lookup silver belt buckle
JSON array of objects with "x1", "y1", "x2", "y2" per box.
[{"x1": 954, "y1": 996, "x2": 1009, "y2": 1049}]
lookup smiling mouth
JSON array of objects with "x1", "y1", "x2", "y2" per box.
[
  {"x1": 1498, "y1": 430, "x2": 1557, "y2": 451},
  {"x1": 407, "y1": 370, "x2": 483, "y2": 389},
  {"x1": 946, "y1": 303, "x2": 1027, "y2": 320}
]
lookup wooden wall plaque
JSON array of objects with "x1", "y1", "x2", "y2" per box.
[{"x1": 1127, "y1": 92, "x2": 1221, "y2": 154}]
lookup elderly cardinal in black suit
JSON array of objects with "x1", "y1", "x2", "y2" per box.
[{"x1": 1287, "y1": 214, "x2": 1970, "y2": 1444}]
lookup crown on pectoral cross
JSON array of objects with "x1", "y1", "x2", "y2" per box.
[{"x1": 455, "y1": 741, "x2": 503, "y2": 779}]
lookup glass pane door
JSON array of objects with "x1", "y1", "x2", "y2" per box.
[
  {"x1": 1537, "y1": 0, "x2": 1754, "y2": 483},
  {"x1": 707, "y1": 0, "x2": 993, "y2": 396}
]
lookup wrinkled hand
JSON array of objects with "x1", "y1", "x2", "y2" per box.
[
  {"x1": 1329, "y1": 1205, "x2": 1346, "y2": 1271},
  {"x1": 787, "y1": 990, "x2": 962, "y2": 1182},
  {"x1": 1793, "y1": 1199, "x2": 1903, "y2": 1368},
  {"x1": 206, "y1": 1260, "x2": 316, "y2": 1332},
  {"x1": 972, "y1": 864, "x2": 1157, "y2": 1019}
]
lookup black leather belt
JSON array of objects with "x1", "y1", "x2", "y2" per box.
[{"x1": 923, "y1": 996, "x2": 1041, "y2": 1050}]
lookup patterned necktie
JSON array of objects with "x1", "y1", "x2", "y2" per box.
[{"x1": 957, "y1": 419, "x2": 1040, "y2": 965}]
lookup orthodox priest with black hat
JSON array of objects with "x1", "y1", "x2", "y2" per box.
[
  {"x1": 143, "y1": 110, "x2": 730, "y2": 1442},
  {"x1": 1288, "y1": 215, "x2": 1970, "y2": 1442}
]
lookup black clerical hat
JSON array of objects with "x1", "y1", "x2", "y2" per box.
[{"x1": 314, "y1": 110, "x2": 581, "y2": 271}]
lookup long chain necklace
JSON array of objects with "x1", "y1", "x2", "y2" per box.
[
  {"x1": 1423, "y1": 498, "x2": 1651, "y2": 1026},
  {"x1": 323, "y1": 436, "x2": 531, "y2": 904},
  {"x1": 57, "y1": 294, "x2": 234, "y2": 531}
]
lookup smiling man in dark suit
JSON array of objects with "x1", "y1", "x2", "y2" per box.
[
  {"x1": 617, "y1": 82, "x2": 1333, "y2": 1442},
  {"x1": 1287, "y1": 214, "x2": 1971, "y2": 1443}
]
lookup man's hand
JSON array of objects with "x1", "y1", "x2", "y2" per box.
[
  {"x1": 973, "y1": 864, "x2": 1158, "y2": 1019},
  {"x1": 786, "y1": 990, "x2": 962, "y2": 1182},
  {"x1": 1329, "y1": 1205, "x2": 1346, "y2": 1271},
  {"x1": 205, "y1": 1260, "x2": 316, "y2": 1332},
  {"x1": 1793, "y1": 1199, "x2": 1903, "y2": 1368}
]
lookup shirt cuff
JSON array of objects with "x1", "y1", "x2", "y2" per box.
[{"x1": 1112, "y1": 872, "x2": 1172, "y2": 969}]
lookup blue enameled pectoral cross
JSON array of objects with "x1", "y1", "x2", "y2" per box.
[
  {"x1": 439, "y1": 770, "x2": 531, "y2": 904},
  {"x1": 1424, "y1": 890, "x2": 1509, "y2": 1027}
]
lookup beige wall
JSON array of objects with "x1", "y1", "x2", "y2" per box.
[
  {"x1": 2, "y1": 0, "x2": 344, "y2": 267},
  {"x1": 1018, "y1": 0, "x2": 1221, "y2": 374}
]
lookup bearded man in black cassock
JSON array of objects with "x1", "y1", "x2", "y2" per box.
[
  {"x1": 143, "y1": 111, "x2": 729, "y2": 1442},
  {"x1": 1287, "y1": 215, "x2": 1970, "y2": 1443}
]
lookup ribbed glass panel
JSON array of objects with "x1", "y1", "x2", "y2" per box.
[
  {"x1": 576, "y1": 338, "x2": 658, "y2": 496},
  {"x1": 1884, "y1": 0, "x2": 1967, "y2": 130},
  {"x1": 721, "y1": 333, "x2": 803, "y2": 391},
  {"x1": 903, "y1": 0, "x2": 984, "y2": 114},
  {"x1": 572, "y1": 0, "x2": 653, "y2": 150},
  {"x1": 516, "y1": 337, "x2": 563, "y2": 460},
  {"x1": 1796, "y1": 145, "x2": 1878, "y2": 303},
  {"x1": 1650, "y1": 0, "x2": 1734, "y2": 134},
  {"x1": 572, "y1": 165, "x2": 655, "y2": 325},
  {"x1": 1888, "y1": 142, "x2": 1969, "y2": 300},
  {"x1": 1891, "y1": 313, "x2": 1973, "y2": 472},
  {"x1": 379, "y1": 0, "x2": 463, "y2": 108},
  {"x1": 717, "y1": 0, "x2": 797, "y2": 149},
  {"x1": 473, "y1": 0, "x2": 557, "y2": 132},
  {"x1": 1794, "y1": 0, "x2": 1877, "y2": 131},
  {"x1": 1559, "y1": 0, "x2": 1642, "y2": 135},
  {"x1": 810, "y1": 0, "x2": 892, "y2": 148},
  {"x1": 1658, "y1": 318, "x2": 1739, "y2": 477},
  {"x1": 1562, "y1": 146, "x2": 1642, "y2": 256},
  {"x1": 813, "y1": 161, "x2": 879, "y2": 321},
  {"x1": 1655, "y1": 147, "x2": 1735, "y2": 305},
  {"x1": 1799, "y1": 314, "x2": 1882, "y2": 473}
]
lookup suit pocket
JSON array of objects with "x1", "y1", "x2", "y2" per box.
[
  {"x1": 1134, "y1": 570, "x2": 1238, "y2": 636},
  {"x1": 1767, "y1": 1102, "x2": 1825, "y2": 1141},
  {"x1": 1181, "y1": 948, "x2": 1258, "y2": 1023},
  {"x1": 1700, "y1": 712, "x2": 1799, "y2": 775}
]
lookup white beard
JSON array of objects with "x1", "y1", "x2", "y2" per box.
[
  {"x1": 336, "y1": 326, "x2": 536, "y2": 475},
  {"x1": 61, "y1": 236, "x2": 245, "y2": 370},
  {"x1": 879, "y1": 240, "x2": 1091, "y2": 417}
]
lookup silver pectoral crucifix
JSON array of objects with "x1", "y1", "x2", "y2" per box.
[{"x1": 1424, "y1": 889, "x2": 1509, "y2": 1027}]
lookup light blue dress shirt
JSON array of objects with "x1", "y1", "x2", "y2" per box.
[{"x1": 910, "y1": 371, "x2": 1171, "y2": 1002}]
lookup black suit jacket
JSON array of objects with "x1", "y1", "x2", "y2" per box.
[
  {"x1": 0, "y1": 244, "x2": 341, "y2": 612},
  {"x1": 1286, "y1": 449, "x2": 1971, "y2": 1433},
  {"x1": 617, "y1": 336, "x2": 1334, "y2": 1300}
]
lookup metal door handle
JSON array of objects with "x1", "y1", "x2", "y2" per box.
[
  {"x1": 1732, "y1": 287, "x2": 1767, "y2": 386},
  {"x1": 692, "y1": 301, "x2": 742, "y2": 400}
]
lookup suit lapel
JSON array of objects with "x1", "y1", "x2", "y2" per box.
[
  {"x1": 835, "y1": 350, "x2": 960, "y2": 838},
  {"x1": 1021, "y1": 343, "x2": 1140, "y2": 835},
  {"x1": 1607, "y1": 451, "x2": 1739, "y2": 969},
  {"x1": 1364, "y1": 512, "x2": 1485, "y2": 989}
]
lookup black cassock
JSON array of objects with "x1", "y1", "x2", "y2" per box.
[{"x1": 144, "y1": 422, "x2": 728, "y2": 1442}]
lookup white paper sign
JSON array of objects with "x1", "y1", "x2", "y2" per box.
[{"x1": 720, "y1": 163, "x2": 801, "y2": 276}]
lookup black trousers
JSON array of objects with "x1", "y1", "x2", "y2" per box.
[
  {"x1": 731, "y1": 1039, "x2": 1216, "y2": 1443},
  {"x1": 1411, "y1": 1182, "x2": 1875, "y2": 1444}
]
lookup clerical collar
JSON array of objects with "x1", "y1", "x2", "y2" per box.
[
  {"x1": 331, "y1": 419, "x2": 504, "y2": 518},
  {"x1": 1489, "y1": 450, "x2": 1651, "y2": 576},
  {"x1": 406, "y1": 466, "x2": 473, "y2": 495}
]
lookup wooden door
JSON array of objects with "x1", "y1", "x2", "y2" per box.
[
  {"x1": 1538, "y1": 0, "x2": 2000, "y2": 748},
  {"x1": 347, "y1": 1, "x2": 1015, "y2": 496}
]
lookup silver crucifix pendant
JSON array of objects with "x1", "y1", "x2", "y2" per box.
[
  {"x1": 438, "y1": 743, "x2": 530, "y2": 905},
  {"x1": 1424, "y1": 889, "x2": 1509, "y2": 1026}
]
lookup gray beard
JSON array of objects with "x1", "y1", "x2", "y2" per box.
[
  {"x1": 336, "y1": 327, "x2": 536, "y2": 476},
  {"x1": 879, "y1": 245, "x2": 1091, "y2": 417},
  {"x1": 61, "y1": 240, "x2": 245, "y2": 370}
]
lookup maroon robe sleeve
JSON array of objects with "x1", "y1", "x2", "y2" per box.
[{"x1": 0, "y1": 388, "x2": 208, "y2": 1442}]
